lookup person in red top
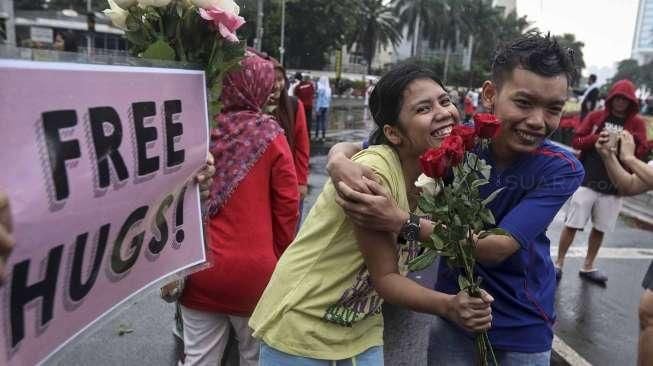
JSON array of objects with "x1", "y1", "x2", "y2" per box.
[
  {"x1": 266, "y1": 60, "x2": 310, "y2": 219},
  {"x1": 555, "y1": 79, "x2": 649, "y2": 285},
  {"x1": 180, "y1": 53, "x2": 299, "y2": 365},
  {"x1": 293, "y1": 72, "x2": 315, "y2": 138}
]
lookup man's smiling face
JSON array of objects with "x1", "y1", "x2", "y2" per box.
[{"x1": 483, "y1": 67, "x2": 569, "y2": 156}]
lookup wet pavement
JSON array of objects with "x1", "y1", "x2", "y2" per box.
[{"x1": 45, "y1": 127, "x2": 653, "y2": 366}]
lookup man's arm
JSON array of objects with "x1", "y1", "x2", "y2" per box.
[
  {"x1": 334, "y1": 179, "x2": 520, "y2": 265},
  {"x1": 327, "y1": 141, "x2": 379, "y2": 195}
]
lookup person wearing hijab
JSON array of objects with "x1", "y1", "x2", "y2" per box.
[
  {"x1": 179, "y1": 53, "x2": 299, "y2": 366},
  {"x1": 315, "y1": 76, "x2": 332, "y2": 141},
  {"x1": 265, "y1": 58, "x2": 310, "y2": 225}
]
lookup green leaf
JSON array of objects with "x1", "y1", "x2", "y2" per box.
[
  {"x1": 408, "y1": 250, "x2": 437, "y2": 272},
  {"x1": 481, "y1": 187, "x2": 505, "y2": 207},
  {"x1": 125, "y1": 30, "x2": 150, "y2": 48},
  {"x1": 453, "y1": 214, "x2": 462, "y2": 227},
  {"x1": 478, "y1": 227, "x2": 512, "y2": 239},
  {"x1": 430, "y1": 233, "x2": 445, "y2": 250},
  {"x1": 471, "y1": 179, "x2": 490, "y2": 189},
  {"x1": 479, "y1": 209, "x2": 495, "y2": 225},
  {"x1": 458, "y1": 275, "x2": 471, "y2": 291},
  {"x1": 142, "y1": 39, "x2": 176, "y2": 61},
  {"x1": 418, "y1": 195, "x2": 436, "y2": 214}
]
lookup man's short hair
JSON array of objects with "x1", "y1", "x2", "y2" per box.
[
  {"x1": 492, "y1": 31, "x2": 578, "y2": 87},
  {"x1": 294, "y1": 72, "x2": 303, "y2": 81},
  {"x1": 589, "y1": 74, "x2": 597, "y2": 83}
]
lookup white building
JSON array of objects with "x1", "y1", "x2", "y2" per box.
[{"x1": 632, "y1": 0, "x2": 653, "y2": 64}]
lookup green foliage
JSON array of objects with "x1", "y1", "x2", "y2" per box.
[
  {"x1": 121, "y1": 3, "x2": 245, "y2": 125},
  {"x1": 408, "y1": 249, "x2": 438, "y2": 272},
  {"x1": 347, "y1": 0, "x2": 402, "y2": 75},
  {"x1": 412, "y1": 142, "x2": 507, "y2": 366},
  {"x1": 15, "y1": 0, "x2": 105, "y2": 11},
  {"x1": 241, "y1": 0, "x2": 358, "y2": 69}
]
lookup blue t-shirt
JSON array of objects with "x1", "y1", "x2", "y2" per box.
[{"x1": 435, "y1": 140, "x2": 584, "y2": 353}]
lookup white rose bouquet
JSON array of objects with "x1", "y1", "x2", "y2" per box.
[{"x1": 103, "y1": 0, "x2": 246, "y2": 121}]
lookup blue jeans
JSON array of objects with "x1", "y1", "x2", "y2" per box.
[
  {"x1": 315, "y1": 107, "x2": 328, "y2": 138},
  {"x1": 427, "y1": 317, "x2": 550, "y2": 366},
  {"x1": 260, "y1": 342, "x2": 383, "y2": 366}
]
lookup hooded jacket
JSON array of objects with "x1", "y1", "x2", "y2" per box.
[{"x1": 572, "y1": 79, "x2": 648, "y2": 159}]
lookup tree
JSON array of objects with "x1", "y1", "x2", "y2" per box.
[
  {"x1": 613, "y1": 59, "x2": 641, "y2": 85},
  {"x1": 238, "y1": 0, "x2": 283, "y2": 61},
  {"x1": 555, "y1": 33, "x2": 586, "y2": 82},
  {"x1": 393, "y1": 0, "x2": 441, "y2": 58},
  {"x1": 282, "y1": 0, "x2": 358, "y2": 69},
  {"x1": 15, "y1": 0, "x2": 104, "y2": 11},
  {"x1": 349, "y1": 0, "x2": 401, "y2": 75}
]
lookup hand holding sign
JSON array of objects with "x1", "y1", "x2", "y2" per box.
[
  {"x1": 197, "y1": 152, "x2": 215, "y2": 202},
  {"x1": 0, "y1": 189, "x2": 14, "y2": 285}
]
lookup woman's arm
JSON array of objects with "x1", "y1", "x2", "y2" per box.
[
  {"x1": 270, "y1": 136, "x2": 300, "y2": 257},
  {"x1": 596, "y1": 131, "x2": 651, "y2": 195},
  {"x1": 354, "y1": 224, "x2": 493, "y2": 332},
  {"x1": 293, "y1": 100, "x2": 310, "y2": 197}
]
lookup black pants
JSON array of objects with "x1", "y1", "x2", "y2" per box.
[
  {"x1": 304, "y1": 105, "x2": 313, "y2": 137},
  {"x1": 643, "y1": 261, "x2": 653, "y2": 290}
]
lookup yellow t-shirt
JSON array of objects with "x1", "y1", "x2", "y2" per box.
[{"x1": 249, "y1": 145, "x2": 418, "y2": 360}]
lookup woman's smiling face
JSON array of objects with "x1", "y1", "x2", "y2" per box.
[{"x1": 393, "y1": 78, "x2": 460, "y2": 156}]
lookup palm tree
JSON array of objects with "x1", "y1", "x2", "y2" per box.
[
  {"x1": 349, "y1": 0, "x2": 402, "y2": 75},
  {"x1": 393, "y1": 0, "x2": 443, "y2": 58}
]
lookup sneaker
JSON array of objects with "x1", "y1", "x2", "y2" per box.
[
  {"x1": 579, "y1": 269, "x2": 608, "y2": 285},
  {"x1": 554, "y1": 266, "x2": 563, "y2": 282}
]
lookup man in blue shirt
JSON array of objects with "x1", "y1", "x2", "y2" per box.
[{"x1": 326, "y1": 32, "x2": 584, "y2": 365}]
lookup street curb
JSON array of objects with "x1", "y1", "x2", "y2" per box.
[{"x1": 552, "y1": 335, "x2": 592, "y2": 366}]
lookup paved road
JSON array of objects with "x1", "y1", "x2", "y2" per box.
[{"x1": 46, "y1": 132, "x2": 653, "y2": 365}]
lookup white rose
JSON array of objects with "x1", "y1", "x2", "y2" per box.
[
  {"x1": 190, "y1": 0, "x2": 239, "y2": 15},
  {"x1": 137, "y1": 0, "x2": 172, "y2": 7},
  {"x1": 103, "y1": 0, "x2": 129, "y2": 29},
  {"x1": 113, "y1": 0, "x2": 137, "y2": 8},
  {"x1": 415, "y1": 174, "x2": 440, "y2": 196}
]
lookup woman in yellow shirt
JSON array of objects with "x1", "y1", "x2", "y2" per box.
[{"x1": 249, "y1": 64, "x2": 493, "y2": 365}]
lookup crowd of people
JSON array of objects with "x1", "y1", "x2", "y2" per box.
[{"x1": 2, "y1": 30, "x2": 653, "y2": 366}]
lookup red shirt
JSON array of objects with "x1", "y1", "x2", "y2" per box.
[
  {"x1": 181, "y1": 135, "x2": 299, "y2": 316},
  {"x1": 294, "y1": 81, "x2": 315, "y2": 108},
  {"x1": 293, "y1": 100, "x2": 310, "y2": 186}
]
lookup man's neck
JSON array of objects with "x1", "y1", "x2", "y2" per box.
[{"x1": 491, "y1": 138, "x2": 518, "y2": 170}]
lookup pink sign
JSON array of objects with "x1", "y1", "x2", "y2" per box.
[{"x1": 0, "y1": 59, "x2": 209, "y2": 365}]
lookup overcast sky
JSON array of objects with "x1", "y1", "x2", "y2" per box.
[{"x1": 516, "y1": 0, "x2": 639, "y2": 82}]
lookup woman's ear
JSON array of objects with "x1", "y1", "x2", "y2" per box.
[
  {"x1": 383, "y1": 124, "x2": 403, "y2": 146},
  {"x1": 481, "y1": 80, "x2": 497, "y2": 113}
]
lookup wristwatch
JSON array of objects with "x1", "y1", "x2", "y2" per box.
[{"x1": 400, "y1": 213, "x2": 421, "y2": 242}]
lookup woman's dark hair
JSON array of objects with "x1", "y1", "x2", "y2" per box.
[
  {"x1": 272, "y1": 63, "x2": 296, "y2": 151},
  {"x1": 492, "y1": 31, "x2": 578, "y2": 87},
  {"x1": 244, "y1": 47, "x2": 296, "y2": 151},
  {"x1": 368, "y1": 63, "x2": 445, "y2": 145}
]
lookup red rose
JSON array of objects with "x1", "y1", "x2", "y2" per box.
[
  {"x1": 451, "y1": 125, "x2": 476, "y2": 150},
  {"x1": 473, "y1": 113, "x2": 501, "y2": 139},
  {"x1": 441, "y1": 135, "x2": 465, "y2": 166},
  {"x1": 420, "y1": 147, "x2": 451, "y2": 179}
]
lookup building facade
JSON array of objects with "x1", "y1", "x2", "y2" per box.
[{"x1": 632, "y1": 0, "x2": 653, "y2": 65}]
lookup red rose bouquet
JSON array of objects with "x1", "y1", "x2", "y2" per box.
[{"x1": 412, "y1": 117, "x2": 509, "y2": 366}]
